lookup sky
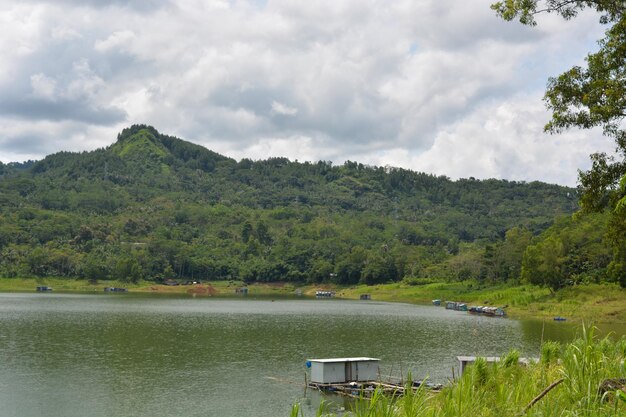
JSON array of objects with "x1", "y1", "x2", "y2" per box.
[{"x1": 0, "y1": 0, "x2": 615, "y2": 186}]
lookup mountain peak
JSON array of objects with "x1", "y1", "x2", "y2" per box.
[{"x1": 111, "y1": 125, "x2": 168, "y2": 160}]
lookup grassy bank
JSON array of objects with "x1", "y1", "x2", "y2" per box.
[
  {"x1": 294, "y1": 327, "x2": 626, "y2": 417},
  {"x1": 335, "y1": 281, "x2": 626, "y2": 323},
  {"x1": 2, "y1": 277, "x2": 625, "y2": 323},
  {"x1": 0, "y1": 277, "x2": 302, "y2": 296}
]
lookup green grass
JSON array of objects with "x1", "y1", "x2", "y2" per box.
[
  {"x1": 0, "y1": 277, "x2": 303, "y2": 296},
  {"x1": 335, "y1": 281, "x2": 626, "y2": 323}
]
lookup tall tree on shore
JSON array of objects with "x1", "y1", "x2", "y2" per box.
[{"x1": 492, "y1": 0, "x2": 626, "y2": 286}]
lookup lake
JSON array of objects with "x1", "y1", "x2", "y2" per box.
[{"x1": 0, "y1": 293, "x2": 623, "y2": 417}]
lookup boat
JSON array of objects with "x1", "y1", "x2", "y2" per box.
[
  {"x1": 104, "y1": 287, "x2": 127, "y2": 292},
  {"x1": 554, "y1": 316, "x2": 567, "y2": 321},
  {"x1": 468, "y1": 305, "x2": 506, "y2": 317},
  {"x1": 482, "y1": 307, "x2": 496, "y2": 317},
  {"x1": 445, "y1": 301, "x2": 469, "y2": 311},
  {"x1": 432, "y1": 299, "x2": 441, "y2": 306},
  {"x1": 315, "y1": 290, "x2": 335, "y2": 298},
  {"x1": 36, "y1": 286, "x2": 53, "y2": 292}
]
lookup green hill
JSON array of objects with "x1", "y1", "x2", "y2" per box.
[{"x1": 0, "y1": 125, "x2": 581, "y2": 284}]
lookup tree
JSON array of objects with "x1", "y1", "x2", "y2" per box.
[
  {"x1": 522, "y1": 236, "x2": 566, "y2": 290},
  {"x1": 256, "y1": 221, "x2": 272, "y2": 246},
  {"x1": 495, "y1": 226, "x2": 533, "y2": 281},
  {"x1": 492, "y1": 1, "x2": 626, "y2": 209},
  {"x1": 493, "y1": 0, "x2": 626, "y2": 287},
  {"x1": 607, "y1": 177, "x2": 626, "y2": 287},
  {"x1": 241, "y1": 221, "x2": 253, "y2": 243},
  {"x1": 114, "y1": 256, "x2": 142, "y2": 283}
]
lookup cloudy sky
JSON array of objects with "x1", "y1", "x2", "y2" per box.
[{"x1": 0, "y1": 0, "x2": 615, "y2": 185}]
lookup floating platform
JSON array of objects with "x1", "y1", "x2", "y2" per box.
[
  {"x1": 307, "y1": 380, "x2": 442, "y2": 399},
  {"x1": 315, "y1": 290, "x2": 335, "y2": 298},
  {"x1": 457, "y1": 355, "x2": 539, "y2": 375},
  {"x1": 305, "y1": 357, "x2": 442, "y2": 399},
  {"x1": 104, "y1": 287, "x2": 127, "y2": 292}
]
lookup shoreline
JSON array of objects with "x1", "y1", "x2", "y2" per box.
[{"x1": 1, "y1": 278, "x2": 625, "y2": 324}]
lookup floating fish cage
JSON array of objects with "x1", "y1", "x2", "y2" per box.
[{"x1": 305, "y1": 357, "x2": 442, "y2": 399}]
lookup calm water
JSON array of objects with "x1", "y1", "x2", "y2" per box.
[{"x1": 0, "y1": 293, "x2": 624, "y2": 417}]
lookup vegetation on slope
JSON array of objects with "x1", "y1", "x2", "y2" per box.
[{"x1": 0, "y1": 125, "x2": 588, "y2": 288}]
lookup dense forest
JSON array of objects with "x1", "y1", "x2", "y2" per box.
[{"x1": 0, "y1": 125, "x2": 619, "y2": 288}]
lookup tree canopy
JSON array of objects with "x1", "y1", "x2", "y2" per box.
[
  {"x1": 0, "y1": 125, "x2": 579, "y2": 285},
  {"x1": 493, "y1": 0, "x2": 626, "y2": 287},
  {"x1": 493, "y1": 1, "x2": 626, "y2": 210}
]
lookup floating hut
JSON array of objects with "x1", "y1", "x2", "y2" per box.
[
  {"x1": 307, "y1": 357, "x2": 380, "y2": 384},
  {"x1": 445, "y1": 301, "x2": 468, "y2": 311},
  {"x1": 305, "y1": 357, "x2": 442, "y2": 398},
  {"x1": 456, "y1": 356, "x2": 538, "y2": 375},
  {"x1": 104, "y1": 287, "x2": 127, "y2": 292}
]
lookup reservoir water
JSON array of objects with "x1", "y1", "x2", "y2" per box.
[{"x1": 0, "y1": 293, "x2": 623, "y2": 417}]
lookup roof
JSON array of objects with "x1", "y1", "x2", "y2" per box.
[{"x1": 307, "y1": 357, "x2": 380, "y2": 363}]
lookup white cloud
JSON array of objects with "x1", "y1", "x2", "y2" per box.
[
  {"x1": 94, "y1": 30, "x2": 135, "y2": 52},
  {"x1": 30, "y1": 72, "x2": 57, "y2": 100},
  {"x1": 362, "y1": 95, "x2": 614, "y2": 186},
  {"x1": 0, "y1": 0, "x2": 610, "y2": 186},
  {"x1": 51, "y1": 25, "x2": 82, "y2": 41},
  {"x1": 271, "y1": 100, "x2": 298, "y2": 116},
  {"x1": 65, "y1": 58, "x2": 105, "y2": 100}
]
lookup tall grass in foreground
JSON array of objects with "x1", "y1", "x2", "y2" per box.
[{"x1": 294, "y1": 326, "x2": 626, "y2": 416}]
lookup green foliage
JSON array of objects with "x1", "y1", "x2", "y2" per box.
[
  {"x1": 493, "y1": 1, "x2": 626, "y2": 289},
  {"x1": 491, "y1": 0, "x2": 624, "y2": 26},
  {"x1": 0, "y1": 125, "x2": 580, "y2": 284},
  {"x1": 541, "y1": 341, "x2": 561, "y2": 365},
  {"x1": 521, "y1": 212, "x2": 613, "y2": 290}
]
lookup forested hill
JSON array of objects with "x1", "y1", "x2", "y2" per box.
[{"x1": 0, "y1": 125, "x2": 578, "y2": 284}]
